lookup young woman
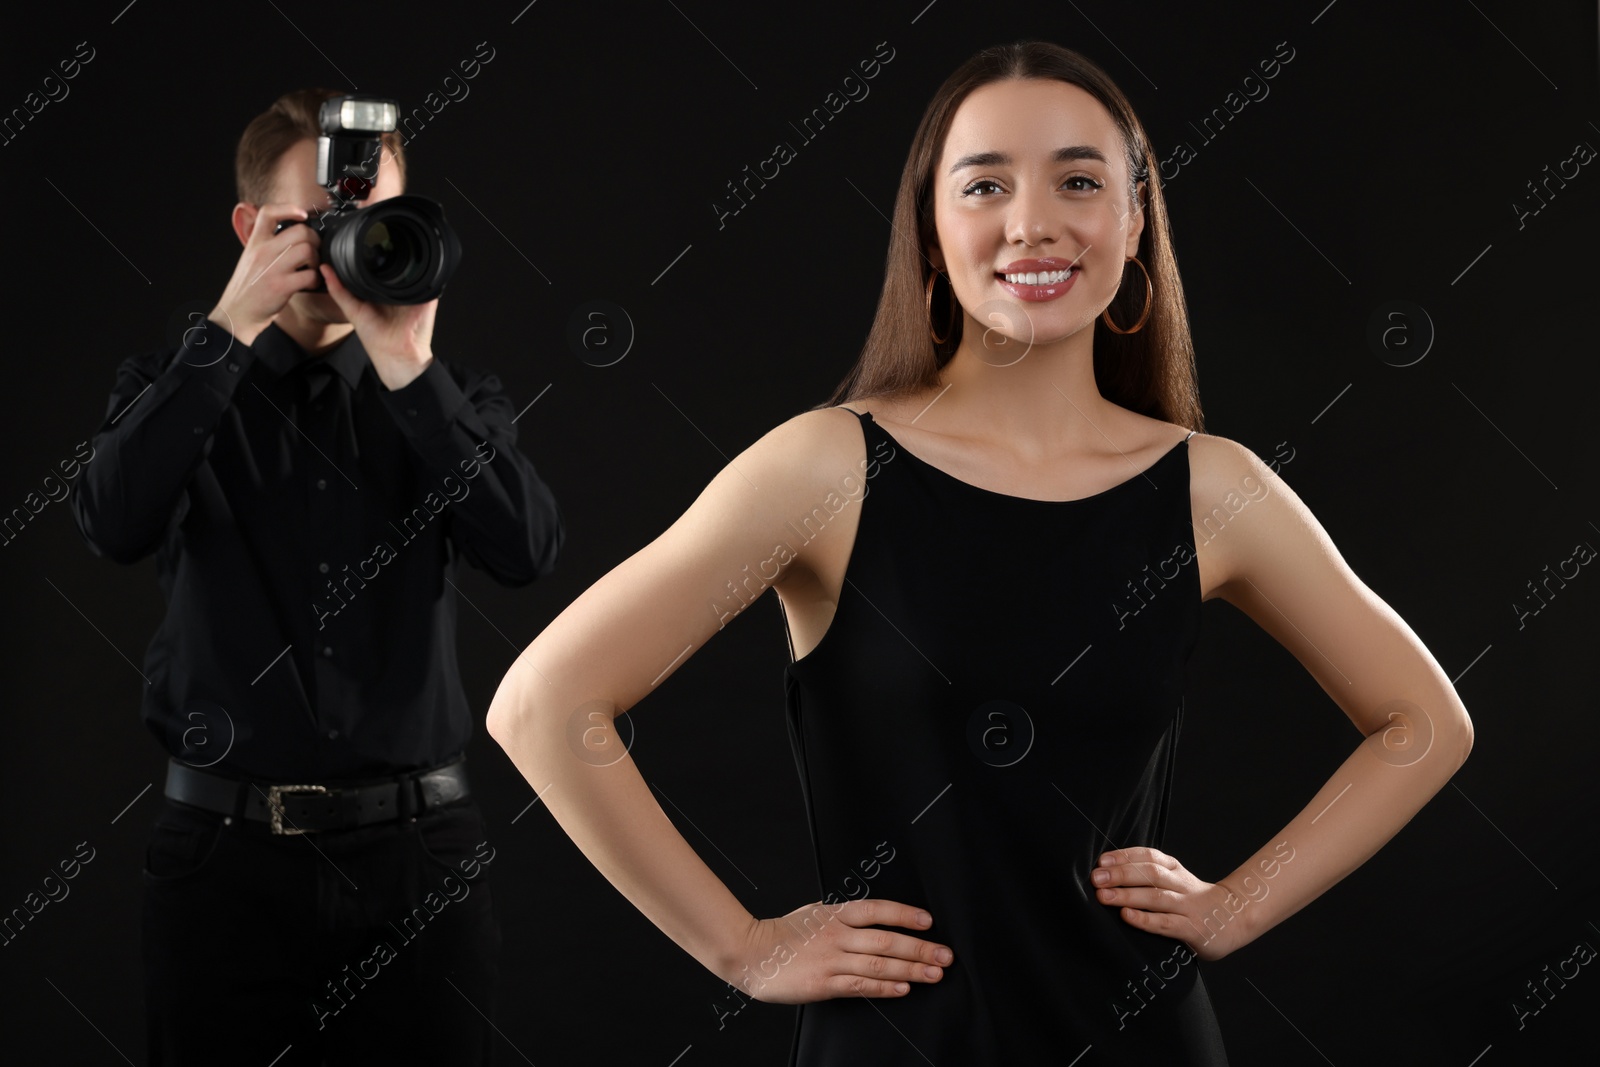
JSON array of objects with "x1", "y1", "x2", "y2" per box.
[{"x1": 487, "y1": 41, "x2": 1473, "y2": 1064}]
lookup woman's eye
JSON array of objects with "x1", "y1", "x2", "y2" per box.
[{"x1": 959, "y1": 176, "x2": 1104, "y2": 197}]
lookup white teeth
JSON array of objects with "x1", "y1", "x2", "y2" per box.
[{"x1": 1003, "y1": 268, "x2": 1073, "y2": 285}]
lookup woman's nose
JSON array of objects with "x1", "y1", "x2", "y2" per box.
[{"x1": 1005, "y1": 182, "x2": 1061, "y2": 245}]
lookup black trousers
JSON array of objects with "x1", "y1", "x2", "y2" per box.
[{"x1": 141, "y1": 792, "x2": 502, "y2": 1065}]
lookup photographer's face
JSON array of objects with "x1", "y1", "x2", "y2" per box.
[{"x1": 263, "y1": 136, "x2": 404, "y2": 324}]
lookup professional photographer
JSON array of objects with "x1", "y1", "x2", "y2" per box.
[{"x1": 70, "y1": 87, "x2": 564, "y2": 1065}]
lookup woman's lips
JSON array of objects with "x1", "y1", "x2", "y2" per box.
[{"x1": 994, "y1": 268, "x2": 1078, "y2": 302}]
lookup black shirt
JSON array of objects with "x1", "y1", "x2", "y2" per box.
[{"x1": 71, "y1": 316, "x2": 564, "y2": 781}]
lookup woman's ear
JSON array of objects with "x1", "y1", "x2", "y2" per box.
[{"x1": 1124, "y1": 181, "x2": 1147, "y2": 257}]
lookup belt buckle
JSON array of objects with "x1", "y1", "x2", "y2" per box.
[{"x1": 266, "y1": 783, "x2": 328, "y2": 835}]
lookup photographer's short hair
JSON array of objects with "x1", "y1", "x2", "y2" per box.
[{"x1": 235, "y1": 86, "x2": 408, "y2": 205}]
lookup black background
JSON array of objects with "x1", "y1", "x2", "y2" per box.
[{"x1": 1, "y1": 1, "x2": 1597, "y2": 1063}]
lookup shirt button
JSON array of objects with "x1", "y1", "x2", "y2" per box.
[
  {"x1": 318, "y1": 562, "x2": 330, "y2": 573},
  {"x1": 227, "y1": 362, "x2": 239, "y2": 373},
  {"x1": 316, "y1": 478, "x2": 327, "y2": 490},
  {"x1": 322, "y1": 645, "x2": 334, "y2": 657},
  {"x1": 326, "y1": 728, "x2": 340, "y2": 740},
  {"x1": 192, "y1": 426, "x2": 203, "y2": 435},
  {"x1": 405, "y1": 408, "x2": 418, "y2": 417}
]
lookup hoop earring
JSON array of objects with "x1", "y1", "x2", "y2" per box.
[
  {"x1": 1101, "y1": 256, "x2": 1152, "y2": 335},
  {"x1": 926, "y1": 270, "x2": 958, "y2": 345}
]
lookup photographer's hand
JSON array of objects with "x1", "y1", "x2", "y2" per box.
[
  {"x1": 318, "y1": 262, "x2": 436, "y2": 390},
  {"x1": 208, "y1": 202, "x2": 323, "y2": 347}
]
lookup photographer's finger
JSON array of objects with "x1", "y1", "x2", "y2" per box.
[
  {"x1": 263, "y1": 220, "x2": 321, "y2": 263},
  {"x1": 290, "y1": 258, "x2": 327, "y2": 292},
  {"x1": 249, "y1": 202, "x2": 310, "y2": 244},
  {"x1": 318, "y1": 265, "x2": 362, "y2": 314},
  {"x1": 250, "y1": 240, "x2": 319, "y2": 293},
  {"x1": 318, "y1": 261, "x2": 351, "y2": 295}
]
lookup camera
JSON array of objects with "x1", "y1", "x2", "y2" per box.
[{"x1": 273, "y1": 94, "x2": 462, "y2": 305}]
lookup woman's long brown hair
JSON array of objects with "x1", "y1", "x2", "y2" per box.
[{"x1": 820, "y1": 40, "x2": 1204, "y2": 433}]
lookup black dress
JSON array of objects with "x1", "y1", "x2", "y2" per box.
[{"x1": 780, "y1": 408, "x2": 1228, "y2": 1065}]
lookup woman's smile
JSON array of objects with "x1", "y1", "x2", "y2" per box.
[{"x1": 993, "y1": 256, "x2": 1080, "y2": 301}]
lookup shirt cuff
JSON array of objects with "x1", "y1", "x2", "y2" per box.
[
  {"x1": 163, "y1": 317, "x2": 260, "y2": 403},
  {"x1": 380, "y1": 358, "x2": 469, "y2": 441}
]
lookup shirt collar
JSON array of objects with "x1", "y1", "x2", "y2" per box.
[{"x1": 251, "y1": 321, "x2": 369, "y2": 389}]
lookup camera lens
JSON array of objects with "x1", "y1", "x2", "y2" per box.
[
  {"x1": 319, "y1": 194, "x2": 459, "y2": 304},
  {"x1": 361, "y1": 217, "x2": 428, "y2": 289}
]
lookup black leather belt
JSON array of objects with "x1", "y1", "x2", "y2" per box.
[{"x1": 164, "y1": 757, "x2": 470, "y2": 835}]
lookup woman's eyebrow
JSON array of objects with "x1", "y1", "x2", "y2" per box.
[{"x1": 948, "y1": 145, "x2": 1108, "y2": 173}]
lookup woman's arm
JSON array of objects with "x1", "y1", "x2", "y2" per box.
[
  {"x1": 486, "y1": 407, "x2": 952, "y2": 1000},
  {"x1": 1093, "y1": 434, "x2": 1474, "y2": 958}
]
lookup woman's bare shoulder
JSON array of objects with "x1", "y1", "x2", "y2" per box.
[
  {"x1": 1181, "y1": 428, "x2": 1271, "y2": 504},
  {"x1": 735, "y1": 405, "x2": 878, "y2": 499},
  {"x1": 765, "y1": 404, "x2": 870, "y2": 456}
]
